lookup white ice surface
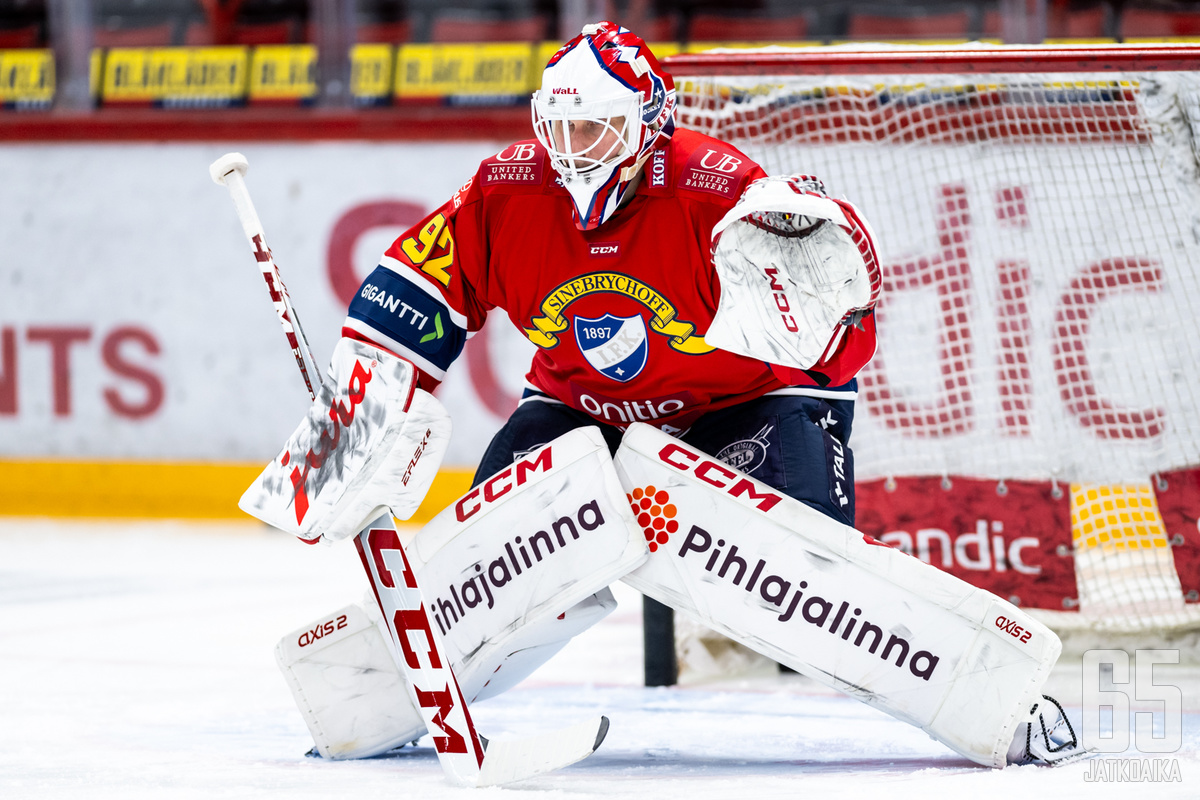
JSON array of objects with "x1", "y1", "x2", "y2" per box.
[{"x1": 1, "y1": 518, "x2": 1197, "y2": 799}]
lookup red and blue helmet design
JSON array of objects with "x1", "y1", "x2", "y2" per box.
[{"x1": 532, "y1": 22, "x2": 677, "y2": 230}]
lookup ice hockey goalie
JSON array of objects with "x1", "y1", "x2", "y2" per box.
[{"x1": 239, "y1": 20, "x2": 1091, "y2": 773}]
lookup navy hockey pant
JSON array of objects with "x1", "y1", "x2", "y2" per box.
[{"x1": 473, "y1": 393, "x2": 857, "y2": 527}]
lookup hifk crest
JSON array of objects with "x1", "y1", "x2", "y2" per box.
[{"x1": 574, "y1": 312, "x2": 648, "y2": 382}]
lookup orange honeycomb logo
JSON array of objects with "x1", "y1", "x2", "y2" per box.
[{"x1": 627, "y1": 485, "x2": 679, "y2": 552}]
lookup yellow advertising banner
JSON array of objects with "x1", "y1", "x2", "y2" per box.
[
  {"x1": 395, "y1": 43, "x2": 534, "y2": 102},
  {"x1": 249, "y1": 44, "x2": 317, "y2": 104},
  {"x1": 0, "y1": 48, "x2": 54, "y2": 108},
  {"x1": 101, "y1": 46, "x2": 248, "y2": 106},
  {"x1": 91, "y1": 49, "x2": 102, "y2": 99},
  {"x1": 350, "y1": 43, "x2": 393, "y2": 105}
]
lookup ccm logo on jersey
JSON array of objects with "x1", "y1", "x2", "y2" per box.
[
  {"x1": 589, "y1": 242, "x2": 620, "y2": 257},
  {"x1": 455, "y1": 447, "x2": 554, "y2": 522},
  {"x1": 995, "y1": 615, "x2": 1034, "y2": 644},
  {"x1": 659, "y1": 443, "x2": 783, "y2": 512},
  {"x1": 297, "y1": 614, "x2": 349, "y2": 648}
]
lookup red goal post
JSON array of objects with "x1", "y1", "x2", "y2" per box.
[{"x1": 662, "y1": 45, "x2": 1200, "y2": 659}]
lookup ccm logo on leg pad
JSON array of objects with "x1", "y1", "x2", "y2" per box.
[{"x1": 658, "y1": 443, "x2": 782, "y2": 512}]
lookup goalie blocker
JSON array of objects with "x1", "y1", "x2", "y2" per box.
[{"x1": 239, "y1": 337, "x2": 449, "y2": 543}]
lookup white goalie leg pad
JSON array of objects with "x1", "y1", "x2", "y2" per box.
[
  {"x1": 240, "y1": 337, "x2": 450, "y2": 542},
  {"x1": 614, "y1": 422, "x2": 1061, "y2": 769},
  {"x1": 276, "y1": 591, "x2": 616, "y2": 760},
  {"x1": 276, "y1": 603, "x2": 423, "y2": 760},
  {"x1": 404, "y1": 426, "x2": 647, "y2": 690},
  {"x1": 278, "y1": 426, "x2": 646, "y2": 759},
  {"x1": 706, "y1": 174, "x2": 880, "y2": 370}
]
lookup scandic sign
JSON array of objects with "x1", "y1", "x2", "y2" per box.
[{"x1": 855, "y1": 476, "x2": 1078, "y2": 611}]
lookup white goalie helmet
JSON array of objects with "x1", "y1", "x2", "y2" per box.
[{"x1": 531, "y1": 21, "x2": 676, "y2": 230}]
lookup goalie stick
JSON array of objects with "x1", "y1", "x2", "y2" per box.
[{"x1": 209, "y1": 152, "x2": 608, "y2": 787}]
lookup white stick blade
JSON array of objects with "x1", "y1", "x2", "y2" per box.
[{"x1": 475, "y1": 715, "x2": 609, "y2": 787}]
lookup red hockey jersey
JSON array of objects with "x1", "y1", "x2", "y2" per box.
[{"x1": 343, "y1": 128, "x2": 877, "y2": 434}]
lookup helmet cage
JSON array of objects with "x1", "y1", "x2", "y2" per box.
[{"x1": 531, "y1": 93, "x2": 642, "y2": 180}]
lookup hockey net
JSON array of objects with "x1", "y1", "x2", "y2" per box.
[{"x1": 664, "y1": 45, "x2": 1200, "y2": 666}]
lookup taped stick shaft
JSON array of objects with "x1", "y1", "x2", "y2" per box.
[{"x1": 220, "y1": 166, "x2": 324, "y2": 400}]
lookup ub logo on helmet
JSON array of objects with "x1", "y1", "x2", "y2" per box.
[{"x1": 531, "y1": 22, "x2": 677, "y2": 231}]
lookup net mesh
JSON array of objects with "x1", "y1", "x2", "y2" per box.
[{"x1": 674, "y1": 53, "x2": 1200, "y2": 634}]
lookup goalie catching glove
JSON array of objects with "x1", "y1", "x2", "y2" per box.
[
  {"x1": 239, "y1": 337, "x2": 450, "y2": 543},
  {"x1": 706, "y1": 175, "x2": 882, "y2": 370}
]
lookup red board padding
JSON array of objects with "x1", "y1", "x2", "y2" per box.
[
  {"x1": 1151, "y1": 467, "x2": 1200, "y2": 603},
  {"x1": 856, "y1": 476, "x2": 1077, "y2": 611}
]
